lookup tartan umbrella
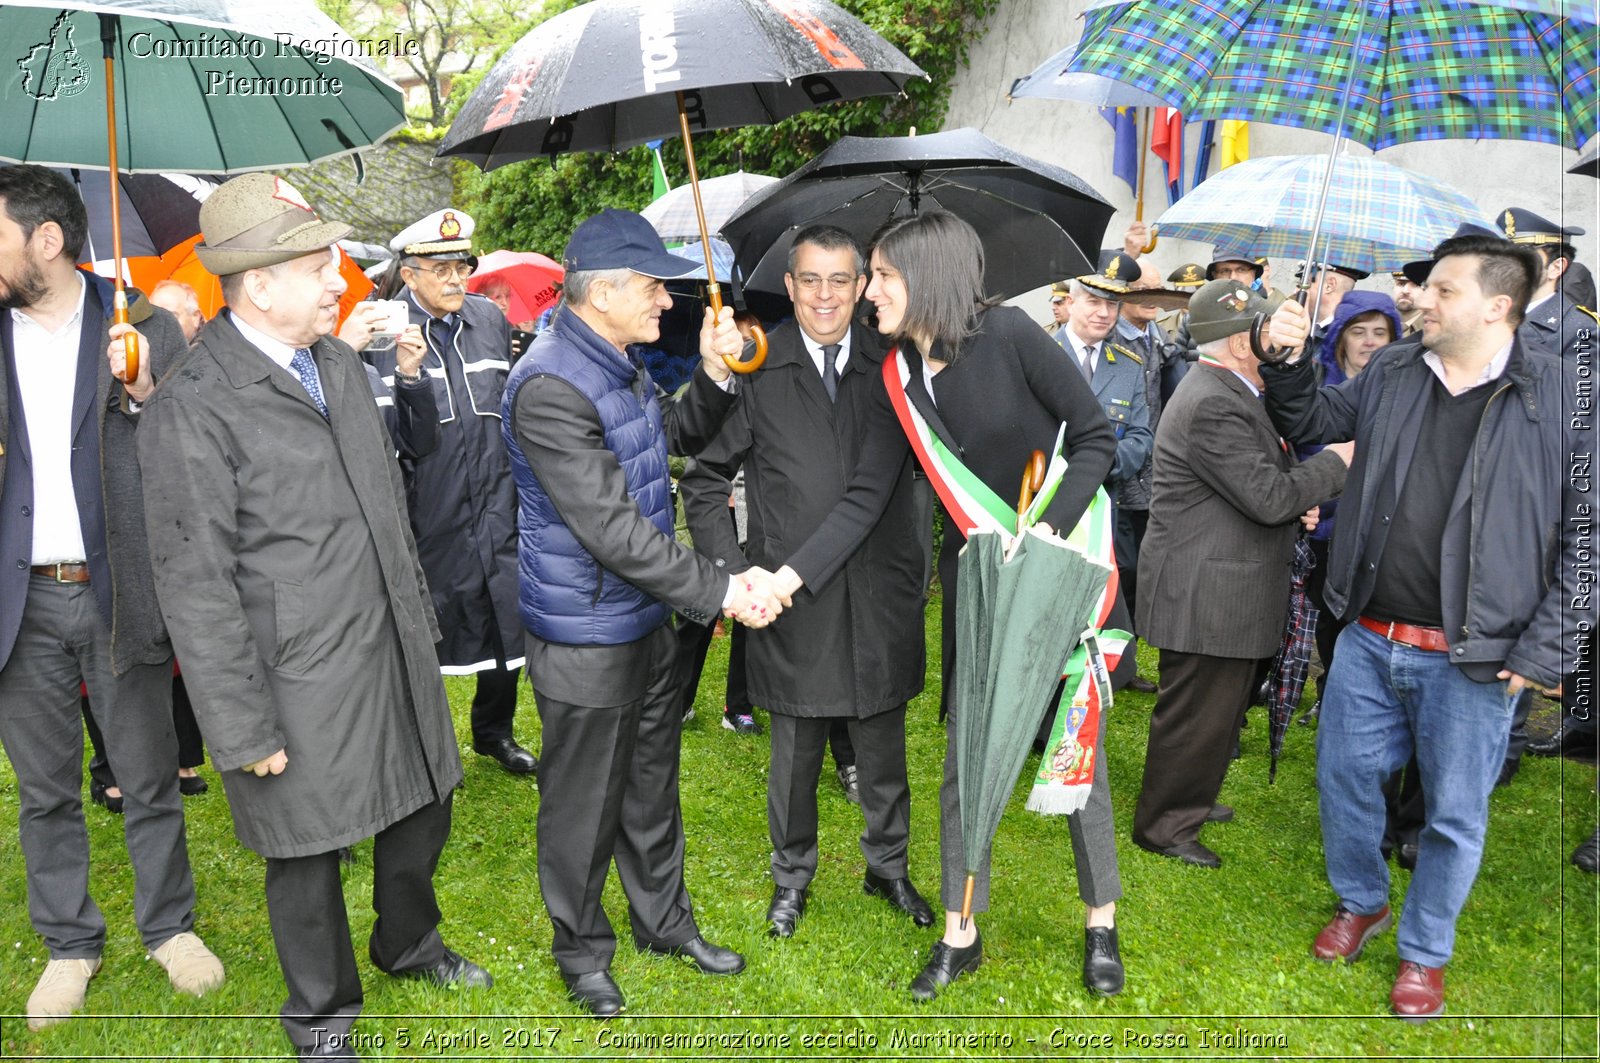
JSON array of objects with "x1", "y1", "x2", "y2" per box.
[
  {"x1": 1265, "y1": 535, "x2": 1320, "y2": 783},
  {"x1": 438, "y1": 0, "x2": 925, "y2": 374},
  {"x1": 1064, "y1": 0, "x2": 1598, "y2": 151},
  {"x1": 1149, "y1": 153, "x2": 1497, "y2": 275},
  {"x1": 640, "y1": 169, "x2": 777, "y2": 244}
]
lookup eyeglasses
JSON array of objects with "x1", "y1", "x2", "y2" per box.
[
  {"x1": 792, "y1": 272, "x2": 859, "y2": 292},
  {"x1": 411, "y1": 261, "x2": 474, "y2": 282}
]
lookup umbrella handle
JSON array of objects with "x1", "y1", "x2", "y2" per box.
[
  {"x1": 1249, "y1": 288, "x2": 1308, "y2": 365},
  {"x1": 1142, "y1": 226, "x2": 1159, "y2": 255},
  {"x1": 114, "y1": 291, "x2": 139, "y2": 383},
  {"x1": 1017, "y1": 449, "x2": 1047, "y2": 520}
]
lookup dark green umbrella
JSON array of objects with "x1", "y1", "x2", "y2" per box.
[{"x1": 953, "y1": 526, "x2": 1111, "y2": 925}]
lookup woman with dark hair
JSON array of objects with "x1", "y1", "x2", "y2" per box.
[{"x1": 864, "y1": 210, "x2": 1125, "y2": 1001}]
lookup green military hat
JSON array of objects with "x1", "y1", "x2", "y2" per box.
[
  {"x1": 1049, "y1": 280, "x2": 1071, "y2": 302},
  {"x1": 1168, "y1": 262, "x2": 1206, "y2": 290},
  {"x1": 1186, "y1": 278, "x2": 1286, "y2": 345},
  {"x1": 196, "y1": 173, "x2": 351, "y2": 276}
]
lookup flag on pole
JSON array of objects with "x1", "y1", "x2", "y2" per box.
[
  {"x1": 647, "y1": 139, "x2": 672, "y2": 200},
  {"x1": 1192, "y1": 120, "x2": 1216, "y2": 190},
  {"x1": 1150, "y1": 108, "x2": 1184, "y2": 203},
  {"x1": 1099, "y1": 107, "x2": 1138, "y2": 194},
  {"x1": 1220, "y1": 120, "x2": 1250, "y2": 169}
]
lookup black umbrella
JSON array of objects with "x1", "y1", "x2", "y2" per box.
[
  {"x1": 50, "y1": 168, "x2": 214, "y2": 260},
  {"x1": 1265, "y1": 535, "x2": 1320, "y2": 784},
  {"x1": 720, "y1": 127, "x2": 1114, "y2": 298},
  {"x1": 438, "y1": 0, "x2": 925, "y2": 373},
  {"x1": 1572, "y1": 142, "x2": 1599, "y2": 178}
]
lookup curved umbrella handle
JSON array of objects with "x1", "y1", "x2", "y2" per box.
[
  {"x1": 1249, "y1": 288, "x2": 1308, "y2": 365},
  {"x1": 115, "y1": 290, "x2": 139, "y2": 383},
  {"x1": 726, "y1": 322, "x2": 767, "y2": 374},
  {"x1": 1141, "y1": 226, "x2": 1159, "y2": 255},
  {"x1": 1017, "y1": 448, "x2": 1047, "y2": 519}
]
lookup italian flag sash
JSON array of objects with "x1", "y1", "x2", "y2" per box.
[{"x1": 882, "y1": 350, "x2": 1129, "y2": 815}]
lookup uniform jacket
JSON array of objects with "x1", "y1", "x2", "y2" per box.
[
  {"x1": 680, "y1": 321, "x2": 925, "y2": 719},
  {"x1": 1264, "y1": 337, "x2": 1592, "y2": 688},
  {"x1": 1069, "y1": 326, "x2": 1153, "y2": 507},
  {"x1": 140, "y1": 312, "x2": 461, "y2": 858},
  {"x1": 365, "y1": 290, "x2": 520, "y2": 672},
  {"x1": 1518, "y1": 292, "x2": 1597, "y2": 360},
  {"x1": 1138, "y1": 363, "x2": 1347, "y2": 659},
  {"x1": 0, "y1": 271, "x2": 182, "y2": 675}
]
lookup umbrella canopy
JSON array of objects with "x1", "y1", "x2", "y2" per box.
[
  {"x1": 640, "y1": 169, "x2": 777, "y2": 243},
  {"x1": 1150, "y1": 153, "x2": 1496, "y2": 274},
  {"x1": 954, "y1": 527, "x2": 1110, "y2": 917},
  {"x1": 436, "y1": 0, "x2": 926, "y2": 168},
  {"x1": 1265, "y1": 536, "x2": 1320, "y2": 783},
  {"x1": 721, "y1": 127, "x2": 1115, "y2": 298},
  {"x1": 127, "y1": 234, "x2": 373, "y2": 328},
  {"x1": 1062, "y1": 0, "x2": 1598, "y2": 151},
  {"x1": 21, "y1": 166, "x2": 216, "y2": 259},
  {"x1": 1, "y1": 2, "x2": 406, "y2": 172},
  {"x1": 1573, "y1": 141, "x2": 1600, "y2": 178},
  {"x1": 466, "y1": 250, "x2": 565, "y2": 325}
]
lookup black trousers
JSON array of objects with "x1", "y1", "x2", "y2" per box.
[
  {"x1": 468, "y1": 621, "x2": 523, "y2": 745},
  {"x1": 84, "y1": 674, "x2": 206, "y2": 789},
  {"x1": 767, "y1": 708, "x2": 909, "y2": 889},
  {"x1": 266, "y1": 794, "x2": 452, "y2": 1048},
  {"x1": 1113, "y1": 505, "x2": 1148, "y2": 632},
  {"x1": 1133, "y1": 650, "x2": 1258, "y2": 849},
  {"x1": 533, "y1": 627, "x2": 697, "y2": 975},
  {"x1": 672, "y1": 612, "x2": 750, "y2": 716}
]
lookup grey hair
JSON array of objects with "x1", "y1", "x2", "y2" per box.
[
  {"x1": 869, "y1": 210, "x2": 995, "y2": 359},
  {"x1": 562, "y1": 267, "x2": 635, "y2": 308},
  {"x1": 1195, "y1": 336, "x2": 1235, "y2": 359},
  {"x1": 787, "y1": 224, "x2": 865, "y2": 275}
]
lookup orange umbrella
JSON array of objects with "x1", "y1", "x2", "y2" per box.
[
  {"x1": 465, "y1": 250, "x2": 564, "y2": 325},
  {"x1": 128, "y1": 235, "x2": 373, "y2": 331}
]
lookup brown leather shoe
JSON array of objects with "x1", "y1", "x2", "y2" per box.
[
  {"x1": 1312, "y1": 905, "x2": 1392, "y2": 962},
  {"x1": 1389, "y1": 961, "x2": 1445, "y2": 1022}
]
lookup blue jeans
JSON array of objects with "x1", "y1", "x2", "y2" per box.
[{"x1": 1316, "y1": 621, "x2": 1515, "y2": 968}]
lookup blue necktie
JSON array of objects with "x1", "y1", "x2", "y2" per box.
[
  {"x1": 821, "y1": 343, "x2": 841, "y2": 402},
  {"x1": 289, "y1": 347, "x2": 329, "y2": 419}
]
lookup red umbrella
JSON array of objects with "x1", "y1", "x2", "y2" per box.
[{"x1": 466, "y1": 250, "x2": 564, "y2": 326}]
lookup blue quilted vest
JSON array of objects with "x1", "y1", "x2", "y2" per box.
[{"x1": 501, "y1": 307, "x2": 673, "y2": 645}]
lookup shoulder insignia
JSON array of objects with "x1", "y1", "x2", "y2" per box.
[
  {"x1": 1107, "y1": 342, "x2": 1141, "y2": 365},
  {"x1": 1578, "y1": 306, "x2": 1599, "y2": 325}
]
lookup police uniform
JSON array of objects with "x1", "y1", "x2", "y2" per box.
[{"x1": 1499, "y1": 207, "x2": 1595, "y2": 360}]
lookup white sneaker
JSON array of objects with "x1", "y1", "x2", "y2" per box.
[
  {"x1": 149, "y1": 931, "x2": 224, "y2": 996},
  {"x1": 27, "y1": 957, "x2": 100, "y2": 1030}
]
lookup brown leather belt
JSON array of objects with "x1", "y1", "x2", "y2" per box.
[
  {"x1": 1358, "y1": 615, "x2": 1449, "y2": 653},
  {"x1": 32, "y1": 562, "x2": 90, "y2": 583}
]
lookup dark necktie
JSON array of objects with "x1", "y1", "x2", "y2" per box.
[
  {"x1": 289, "y1": 347, "x2": 329, "y2": 419},
  {"x1": 821, "y1": 343, "x2": 841, "y2": 402},
  {"x1": 1081, "y1": 344, "x2": 1096, "y2": 383}
]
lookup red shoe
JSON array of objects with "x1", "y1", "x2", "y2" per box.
[
  {"x1": 1389, "y1": 961, "x2": 1445, "y2": 1022},
  {"x1": 1312, "y1": 905, "x2": 1392, "y2": 962}
]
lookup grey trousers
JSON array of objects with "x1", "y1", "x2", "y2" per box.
[
  {"x1": 939, "y1": 698, "x2": 1121, "y2": 913},
  {"x1": 768, "y1": 707, "x2": 911, "y2": 889},
  {"x1": 532, "y1": 627, "x2": 698, "y2": 976},
  {"x1": 0, "y1": 576, "x2": 193, "y2": 956}
]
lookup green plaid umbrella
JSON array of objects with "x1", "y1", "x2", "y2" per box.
[
  {"x1": 1151, "y1": 153, "x2": 1497, "y2": 273},
  {"x1": 1064, "y1": 0, "x2": 1597, "y2": 150}
]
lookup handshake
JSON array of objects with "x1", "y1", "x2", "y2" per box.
[{"x1": 724, "y1": 565, "x2": 804, "y2": 628}]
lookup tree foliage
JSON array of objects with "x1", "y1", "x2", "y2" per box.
[{"x1": 445, "y1": 0, "x2": 1003, "y2": 255}]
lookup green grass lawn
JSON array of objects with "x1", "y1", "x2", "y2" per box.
[{"x1": 1, "y1": 594, "x2": 1596, "y2": 1059}]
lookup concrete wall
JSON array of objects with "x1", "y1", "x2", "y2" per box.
[{"x1": 940, "y1": 0, "x2": 1598, "y2": 313}]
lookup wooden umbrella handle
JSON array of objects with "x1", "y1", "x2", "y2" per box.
[
  {"x1": 114, "y1": 290, "x2": 139, "y2": 383},
  {"x1": 1017, "y1": 449, "x2": 1047, "y2": 518}
]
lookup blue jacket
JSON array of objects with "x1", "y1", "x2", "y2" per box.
[{"x1": 502, "y1": 307, "x2": 675, "y2": 645}]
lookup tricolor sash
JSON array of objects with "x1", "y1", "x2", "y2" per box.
[{"x1": 882, "y1": 349, "x2": 1128, "y2": 815}]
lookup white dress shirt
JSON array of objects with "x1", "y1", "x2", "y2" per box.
[
  {"x1": 1061, "y1": 327, "x2": 1100, "y2": 379},
  {"x1": 798, "y1": 329, "x2": 851, "y2": 382},
  {"x1": 229, "y1": 310, "x2": 298, "y2": 371},
  {"x1": 11, "y1": 273, "x2": 88, "y2": 563}
]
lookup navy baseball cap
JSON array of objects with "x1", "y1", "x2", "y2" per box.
[{"x1": 563, "y1": 208, "x2": 700, "y2": 279}]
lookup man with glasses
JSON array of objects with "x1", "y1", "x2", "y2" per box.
[
  {"x1": 371, "y1": 209, "x2": 535, "y2": 779},
  {"x1": 680, "y1": 224, "x2": 933, "y2": 941}
]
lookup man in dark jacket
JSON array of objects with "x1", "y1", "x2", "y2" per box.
[
  {"x1": 139, "y1": 174, "x2": 490, "y2": 1058},
  {"x1": 504, "y1": 208, "x2": 777, "y2": 1019},
  {"x1": 0, "y1": 165, "x2": 223, "y2": 1030},
  {"x1": 364, "y1": 208, "x2": 533, "y2": 776},
  {"x1": 1132, "y1": 279, "x2": 1347, "y2": 870},
  {"x1": 1263, "y1": 232, "x2": 1592, "y2": 1023},
  {"x1": 681, "y1": 225, "x2": 932, "y2": 940}
]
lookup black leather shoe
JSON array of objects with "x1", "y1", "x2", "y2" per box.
[
  {"x1": 563, "y1": 969, "x2": 624, "y2": 1018},
  {"x1": 910, "y1": 934, "x2": 982, "y2": 1002},
  {"x1": 1495, "y1": 756, "x2": 1520, "y2": 789},
  {"x1": 1206, "y1": 804, "x2": 1235, "y2": 823},
  {"x1": 473, "y1": 738, "x2": 538, "y2": 775},
  {"x1": 1397, "y1": 842, "x2": 1419, "y2": 871},
  {"x1": 766, "y1": 886, "x2": 807, "y2": 938},
  {"x1": 1528, "y1": 720, "x2": 1599, "y2": 759},
  {"x1": 391, "y1": 947, "x2": 493, "y2": 989},
  {"x1": 178, "y1": 773, "x2": 208, "y2": 796},
  {"x1": 1573, "y1": 828, "x2": 1600, "y2": 874},
  {"x1": 1133, "y1": 836, "x2": 1221, "y2": 868},
  {"x1": 89, "y1": 781, "x2": 124, "y2": 815},
  {"x1": 639, "y1": 935, "x2": 745, "y2": 975},
  {"x1": 1082, "y1": 926, "x2": 1124, "y2": 996},
  {"x1": 1127, "y1": 675, "x2": 1158, "y2": 694},
  {"x1": 864, "y1": 871, "x2": 934, "y2": 927},
  {"x1": 298, "y1": 1041, "x2": 358, "y2": 1059}
]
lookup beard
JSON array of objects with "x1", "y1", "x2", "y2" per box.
[{"x1": 0, "y1": 254, "x2": 49, "y2": 311}]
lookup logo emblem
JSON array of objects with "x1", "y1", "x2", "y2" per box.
[
  {"x1": 270, "y1": 178, "x2": 314, "y2": 214},
  {"x1": 1503, "y1": 210, "x2": 1516, "y2": 237},
  {"x1": 18, "y1": 12, "x2": 89, "y2": 102},
  {"x1": 1104, "y1": 257, "x2": 1121, "y2": 281},
  {"x1": 1218, "y1": 288, "x2": 1250, "y2": 313},
  {"x1": 439, "y1": 211, "x2": 462, "y2": 240},
  {"x1": 1182, "y1": 265, "x2": 1200, "y2": 282}
]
